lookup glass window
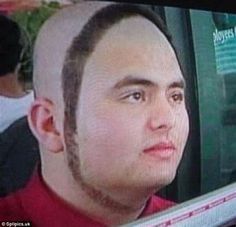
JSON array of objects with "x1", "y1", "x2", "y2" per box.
[{"x1": 212, "y1": 12, "x2": 236, "y2": 186}]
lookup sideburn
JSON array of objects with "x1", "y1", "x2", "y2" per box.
[{"x1": 63, "y1": 119, "x2": 139, "y2": 214}]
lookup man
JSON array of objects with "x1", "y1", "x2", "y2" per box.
[
  {"x1": 0, "y1": 14, "x2": 34, "y2": 132},
  {"x1": 0, "y1": 15, "x2": 38, "y2": 197},
  {"x1": 0, "y1": 1, "x2": 189, "y2": 226}
]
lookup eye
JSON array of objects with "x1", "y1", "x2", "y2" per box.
[
  {"x1": 122, "y1": 91, "x2": 146, "y2": 104},
  {"x1": 170, "y1": 92, "x2": 184, "y2": 104}
]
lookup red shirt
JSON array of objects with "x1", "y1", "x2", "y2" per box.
[{"x1": 0, "y1": 172, "x2": 175, "y2": 226}]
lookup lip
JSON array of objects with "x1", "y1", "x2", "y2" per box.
[{"x1": 143, "y1": 142, "x2": 176, "y2": 158}]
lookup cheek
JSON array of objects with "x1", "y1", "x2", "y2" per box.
[
  {"x1": 78, "y1": 109, "x2": 142, "y2": 173},
  {"x1": 175, "y1": 110, "x2": 189, "y2": 150}
]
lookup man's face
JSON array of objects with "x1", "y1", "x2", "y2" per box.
[{"x1": 68, "y1": 16, "x2": 189, "y2": 193}]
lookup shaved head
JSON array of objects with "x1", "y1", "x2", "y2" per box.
[
  {"x1": 33, "y1": 1, "x2": 173, "y2": 116},
  {"x1": 33, "y1": 1, "x2": 110, "y2": 108}
]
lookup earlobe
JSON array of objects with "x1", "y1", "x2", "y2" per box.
[{"x1": 28, "y1": 98, "x2": 64, "y2": 153}]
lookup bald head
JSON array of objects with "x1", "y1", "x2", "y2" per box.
[
  {"x1": 33, "y1": 1, "x2": 173, "y2": 132},
  {"x1": 33, "y1": 1, "x2": 110, "y2": 104}
]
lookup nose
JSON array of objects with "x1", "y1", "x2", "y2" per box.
[{"x1": 147, "y1": 97, "x2": 175, "y2": 132}]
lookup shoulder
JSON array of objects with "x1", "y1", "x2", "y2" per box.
[
  {"x1": 141, "y1": 195, "x2": 176, "y2": 217},
  {"x1": 150, "y1": 195, "x2": 176, "y2": 210},
  {"x1": 0, "y1": 191, "x2": 29, "y2": 221}
]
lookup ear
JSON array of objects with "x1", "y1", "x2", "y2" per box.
[{"x1": 28, "y1": 98, "x2": 64, "y2": 153}]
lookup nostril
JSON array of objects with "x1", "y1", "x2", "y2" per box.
[{"x1": 157, "y1": 124, "x2": 169, "y2": 130}]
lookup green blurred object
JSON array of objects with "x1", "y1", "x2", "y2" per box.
[{"x1": 10, "y1": 1, "x2": 61, "y2": 82}]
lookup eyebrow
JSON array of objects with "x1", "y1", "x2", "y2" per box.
[
  {"x1": 168, "y1": 79, "x2": 186, "y2": 90},
  {"x1": 113, "y1": 75, "x2": 186, "y2": 90}
]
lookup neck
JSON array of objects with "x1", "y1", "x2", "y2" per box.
[
  {"x1": 0, "y1": 73, "x2": 25, "y2": 98},
  {"x1": 41, "y1": 155, "x2": 155, "y2": 225}
]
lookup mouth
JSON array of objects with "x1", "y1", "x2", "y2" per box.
[{"x1": 143, "y1": 141, "x2": 176, "y2": 159}]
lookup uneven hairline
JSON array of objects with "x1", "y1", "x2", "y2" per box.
[{"x1": 61, "y1": 3, "x2": 175, "y2": 134}]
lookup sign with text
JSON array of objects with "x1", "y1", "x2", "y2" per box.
[{"x1": 213, "y1": 27, "x2": 236, "y2": 75}]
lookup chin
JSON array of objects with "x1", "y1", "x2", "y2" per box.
[
  {"x1": 133, "y1": 174, "x2": 176, "y2": 193},
  {"x1": 150, "y1": 169, "x2": 177, "y2": 190}
]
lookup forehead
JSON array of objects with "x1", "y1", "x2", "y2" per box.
[{"x1": 83, "y1": 16, "x2": 183, "y2": 87}]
